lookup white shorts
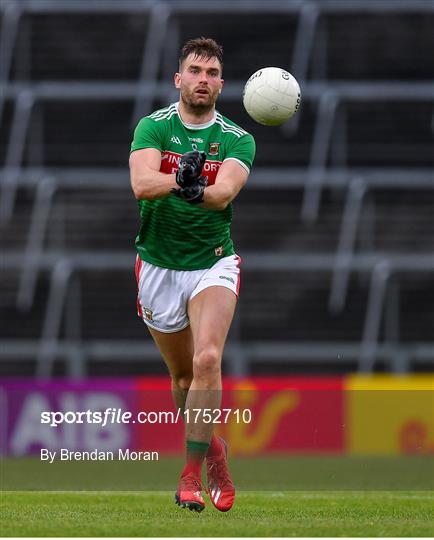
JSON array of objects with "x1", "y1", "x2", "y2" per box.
[{"x1": 135, "y1": 254, "x2": 241, "y2": 333}]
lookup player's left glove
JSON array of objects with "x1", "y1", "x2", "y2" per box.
[
  {"x1": 176, "y1": 150, "x2": 207, "y2": 188},
  {"x1": 171, "y1": 175, "x2": 208, "y2": 205}
]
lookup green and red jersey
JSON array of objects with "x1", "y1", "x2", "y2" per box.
[{"x1": 130, "y1": 102, "x2": 256, "y2": 270}]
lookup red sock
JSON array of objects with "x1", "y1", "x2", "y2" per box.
[
  {"x1": 207, "y1": 434, "x2": 223, "y2": 458},
  {"x1": 182, "y1": 440, "x2": 209, "y2": 478}
]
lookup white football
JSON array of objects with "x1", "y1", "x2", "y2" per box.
[{"x1": 243, "y1": 67, "x2": 301, "y2": 126}]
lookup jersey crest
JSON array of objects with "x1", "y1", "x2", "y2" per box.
[{"x1": 209, "y1": 142, "x2": 220, "y2": 156}]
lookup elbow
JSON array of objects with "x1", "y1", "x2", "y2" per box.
[
  {"x1": 206, "y1": 195, "x2": 229, "y2": 211},
  {"x1": 134, "y1": 189, "x2": 158, "y2": 201},
  {"x1": 131, "y1": 178, "x2": 153, "y2": 201},
  {"x1": 215, "y1": 199, "x2": 230, "y2": 211},
  {"x1": 132, "y1": 185, "x2": 143, "y2": 200},
  {"x1": 132, "y1": 186, "x2": 147, "y2": 201},
  {"x1": 216, "y1": 192, "x2": 233, "y2": 210},
  {"x1": 208, "y1": 188, "x2": 232, "y2": 211},
  {"x1": 131, "y1": 173, "x2": 144, "y2": 200}
]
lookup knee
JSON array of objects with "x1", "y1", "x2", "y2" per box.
[{"x1": 193, "y1": 347, "x2": 221, "y2": 381}]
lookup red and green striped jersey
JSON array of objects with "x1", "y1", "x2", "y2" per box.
[{"x1": 130, "y1": 102, "x2": 256, "y2": 270}]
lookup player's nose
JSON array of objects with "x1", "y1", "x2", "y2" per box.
[{"x1": 198, "y1": 72, "x2": 208, "y2": 84}]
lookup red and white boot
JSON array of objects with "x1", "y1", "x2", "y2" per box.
[
  {"x1": 175, "y1": 472, "x2": 205, "y2": 513},
  {"x1": 206, "y1": 437, "x2": 235, "y2": 512}
]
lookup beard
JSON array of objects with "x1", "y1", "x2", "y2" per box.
[{"x1": 180, "y1": 86, "x2": 219, "y2": 115}]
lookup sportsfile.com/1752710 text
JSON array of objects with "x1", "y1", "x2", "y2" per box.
[{"x1": 40, "y1": 408, "x2": 252, "y2": 428}]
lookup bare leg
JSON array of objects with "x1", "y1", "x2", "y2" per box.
[
  {"x1": 146, "y1": 287, "x2": 237, "y2": 512},
  {"x1": 185, "y1": 286, "x2": 237, "y2": 444},
  {"x1": 148, "y1": 325, "x2": 193, "y2": 414}
]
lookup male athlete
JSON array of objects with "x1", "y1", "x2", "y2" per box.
[{"x1": 129, "y1": 37, "x2": 255, "y2": 513}]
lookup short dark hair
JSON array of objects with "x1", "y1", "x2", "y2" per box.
[{"x1": 179, "y1": 37, "x2": 223, "y2": 72}]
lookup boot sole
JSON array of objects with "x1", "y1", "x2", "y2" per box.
[{"x1": 175, "y1": 493, "x2": 205, "y2": 513}]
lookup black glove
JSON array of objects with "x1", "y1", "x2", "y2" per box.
[
  {"x1": 171, "y1": 175, "x2": 208, "y2": 205},
  {"x1": 176, "y1": 150, "x2": 207, "y2": 188}
]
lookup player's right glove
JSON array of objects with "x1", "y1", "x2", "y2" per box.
[
  {"x1": 175, "y1": 150, "x2": 207, "y2": 188},
  {"x1": 171, "y1": 175, "x2": 208, "y2": 204}
]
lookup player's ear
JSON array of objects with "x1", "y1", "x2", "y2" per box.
[
  {"x1": 219, "y1": 79, "x2": 224, "y2": 94},
  {"x1": 174, "y1": 72, "x2": 181, "y2": 89}
]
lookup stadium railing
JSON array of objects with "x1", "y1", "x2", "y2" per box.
[
  {"x1": 2, "y1": 250, "x2": 433, "y2": 377},
  {"x1": 4, "y1": 166, "x2": 434, "y2": 306},
  {"x1": 2, "y1": 80, "x2": 433, "y2": 222},
  {"x1": 1, "y1": 0, "x2": 433, "y2": 376}
]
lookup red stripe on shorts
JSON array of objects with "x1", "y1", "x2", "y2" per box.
[
  {"x1": 235, "y1": 255, "x2": 242, "y2": 296},
  {"x1": 134, "y1": 255, "x2": 143, "y2": 318}
]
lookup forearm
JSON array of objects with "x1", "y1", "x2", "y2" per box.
[{"x1": 131, "y1": 169, "x2": 177, "y2": 200}]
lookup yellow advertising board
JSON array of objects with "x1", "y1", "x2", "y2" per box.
[{"x1": 346, "y1": 375, "x2": 434, "y2": 454}]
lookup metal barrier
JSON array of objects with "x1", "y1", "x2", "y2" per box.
[
  {"x1": 2, "y1": 81, "x2": 432, "y2": 223},
  {"x1": 2, "y1": 165, "x2": 433, "y2": 376},
  {"x1": 9, "y1": 166, "x2": 433, "y2": 311},
  {"x1": 2, "y1": 0, "x2": 433, "y2": 221},
  {"x1": 0, "y1": 90, "x2": 34, "y2": 223},
  {"x1": 2, "y1": 250, "x2": 433, "y2": 377},
  {"x1": 16, "y1": 176, "x2": 56, "y2": 311},
  {"x1": 329, "y1": 176, "x2": 367, "y2": 314},
  {"x1": 1, "y1": 0, "x2": 433, "y2": 376},
  {"x1": 131, "y1": 2, "x2": 171, "y2": 125},
  {"x1": 0, "y1": 0, "x2": 21, "y2": 125}
]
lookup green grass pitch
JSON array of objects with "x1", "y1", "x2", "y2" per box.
[{"x1": 1, "y1": 491, "x2": 433, "y2": 537}]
